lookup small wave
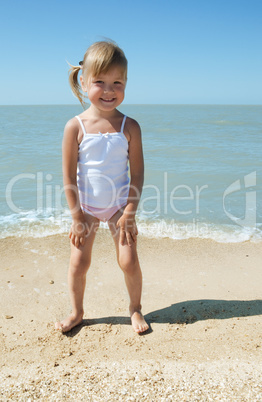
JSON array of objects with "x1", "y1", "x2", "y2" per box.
[
  {"x1": 136, "y1": 218, "x2": 262, "y2": 243},
  {"x1": 0, "y1": 209, "x2": 71, "y2": 238},
  {"x1": 213, "y1": 120, "x2": 247, "y2": 126},
  {"x1": 0, "y1": 210, "x2": 261, "y2": 243}
]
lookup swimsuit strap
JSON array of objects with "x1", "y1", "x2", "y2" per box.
[
  {"x1": 75, "y1": 116, "x2": 87, "y2": 136},
  {"x1": 120, "y1": 115, "x2": 127, "y2": 133},
  {"x1": 76, "y1": 115, "x2": 127, "y2": 135}
]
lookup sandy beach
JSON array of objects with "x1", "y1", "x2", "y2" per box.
[{"x1": 1, "y1": 230, "x2": 262, "y2": 400}]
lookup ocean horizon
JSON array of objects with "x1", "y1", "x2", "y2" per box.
[{"x1": 1, "y1": 104, "x2": 261, "y2": 242}]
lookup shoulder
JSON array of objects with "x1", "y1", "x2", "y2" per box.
[
  {"x1": 124, "y1": 116, "x2": 142, "y2": 142},
  {"x1": 64, "y1": 117, "x2": 79, "y2": 133},
  {"x1": 125, "y1": 116, "x2": 141, "y2": 132},
  {"x1": 63, "y1": 117, "x2": 82, "y2": 144}
]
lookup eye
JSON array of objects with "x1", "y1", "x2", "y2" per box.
[
  {"x1": 114, "y1": 81, "x2": 123, "y2": 85},
  {"x1": 94, "y1": 80, "x2": 103, "y2": 84}
]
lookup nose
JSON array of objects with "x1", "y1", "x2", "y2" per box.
[{"x1": 104, "y1": 84, "x2": 114, "y2": 93}]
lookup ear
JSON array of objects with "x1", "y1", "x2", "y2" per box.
[{"x1": 80, "y1": 75, "x2": 88, "y2": 92}]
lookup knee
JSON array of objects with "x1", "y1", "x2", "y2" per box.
[
  {"x1": 70, "y1": 253, "x2": 91, "y2": 276},
  {"x1": 118, "y1": 253, "x2": 138, "y2": 275}
]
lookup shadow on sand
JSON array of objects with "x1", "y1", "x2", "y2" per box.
[
  {"x1": 65, "y1": 299, "x2": 262, "y2": 337},
  {"x1": 145, "y1": 299, "x2": 262, "y2": 325}
]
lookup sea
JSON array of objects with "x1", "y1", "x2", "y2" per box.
[{"x1": 0, "y1": 104, "x2": 261, "y2": 242}]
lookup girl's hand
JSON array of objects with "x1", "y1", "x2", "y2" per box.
[
  {"x1": 116, "y1": 214, "x2": 138, "y2": 246},
  {"x1": 69, "y1": 219, "x2": 89, "y2": 248}
]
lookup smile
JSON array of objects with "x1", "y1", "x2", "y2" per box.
[{"x1": 100, "y1": 98, "x2": 115, "y2": 102}]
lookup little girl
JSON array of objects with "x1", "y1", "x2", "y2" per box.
[{"x1": 55, "y1": 40, "x2": 149, "y2": 334}]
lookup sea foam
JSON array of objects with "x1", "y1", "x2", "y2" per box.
[{"x1": 0, "y1": 209, "x2": 261, "y2": 243}]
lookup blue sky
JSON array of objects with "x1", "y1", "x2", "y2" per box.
[{"x1": 0, "y1": 0, "x2": 261, "y2": 105}]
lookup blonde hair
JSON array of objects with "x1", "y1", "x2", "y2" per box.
[{"x1": 68, "y1": 40, "x2": 128, "y2": 107}]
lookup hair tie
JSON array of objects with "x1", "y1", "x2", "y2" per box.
[{"x1": 79, "y1": 61, "x2": 83, "y2": 69}]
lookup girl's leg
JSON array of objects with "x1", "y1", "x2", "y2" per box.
[
  {"x1": 108, "y1": 210, "x2": 149, "y2": 333},
  {"x1": 55, "y1": 213, "x2": 100, "y2": 332}
]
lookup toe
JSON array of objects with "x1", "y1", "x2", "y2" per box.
[
  {"x1": 140, "y1": 324, "x2": 148, "y2": 333},
  {"x1": 55, "y1": 321, "x2": 62, "y2": 330},
  {"x1": 138, "y1": 321, "x2": 149, "y2": 333}
]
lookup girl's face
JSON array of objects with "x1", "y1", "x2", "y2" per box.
[{"x1": 81, "y1": 66, "x2": 126, "y2": 112}]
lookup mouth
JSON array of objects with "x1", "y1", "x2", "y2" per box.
[{"x1": 100, "y1": 98, "x2": 116, "y2": 103}]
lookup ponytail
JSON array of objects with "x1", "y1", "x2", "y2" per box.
[{"x1": 68, "y1": 64, "x2": 87, "y2": 108}]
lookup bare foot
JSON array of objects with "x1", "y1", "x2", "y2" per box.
[
  {"x1": 130, "y1": 310, "x2": 149, "y2": 334},
  {"x1": 55, "y1": 313, "x2": 83, "y2": 333}
]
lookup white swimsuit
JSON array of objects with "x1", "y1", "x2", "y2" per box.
[{"x1": 75, "y1": 115, "x2": 129, "y2": 221}]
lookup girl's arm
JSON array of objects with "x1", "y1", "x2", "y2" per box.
[
  {"x1": 62, "y1": 119, "x2": 88, "y2": 248},
  {"x1": 117, "y1": 118, "x2": 144, "y2": 246}
]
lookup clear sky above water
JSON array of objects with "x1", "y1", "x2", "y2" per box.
[{"x1": 0, "y1": 0, "x2": 261, "y2": 105}]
